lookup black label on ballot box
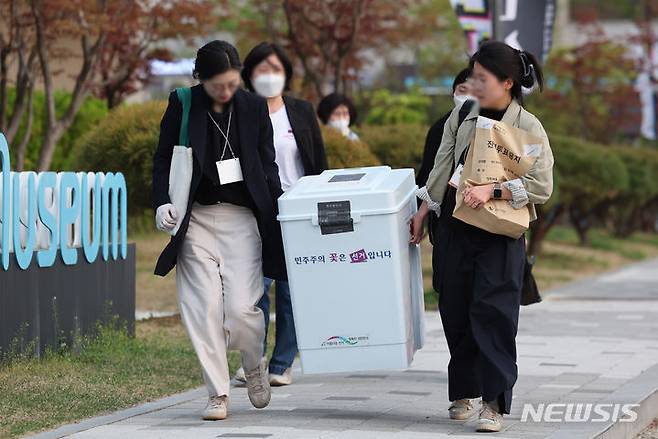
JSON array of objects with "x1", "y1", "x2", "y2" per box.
[
  {"x1": 318, "y1": 200, "x2": 354, "y2": 235},
  {"x1": 328, "y1": 173, "x2": 365, "y2": 183}
]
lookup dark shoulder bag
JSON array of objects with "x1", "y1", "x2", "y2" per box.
[{"x1": 522, "y1": 255, "x2": 541, "y2": 305}]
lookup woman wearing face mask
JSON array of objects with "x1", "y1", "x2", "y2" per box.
[
  {"x1": 152, "y1": 40, "x2": 287, "y2": 421},
  {"x1": 231, "y1": 42, "x2": 327, "y2": 388},
  {"x1": 410, "y1": 41, "x2": 554, "y2": 433},
  {"x1": 317, "y1": 93, "x2": 360, "y2": 141}
]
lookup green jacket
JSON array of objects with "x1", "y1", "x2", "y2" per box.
[{"x1": 417, "y1": 99, "x2": 554, "y2": 222}]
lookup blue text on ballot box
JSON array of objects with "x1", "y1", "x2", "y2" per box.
[{"x1": 277, "y1": 166, "x2": 425, "y2": 374}]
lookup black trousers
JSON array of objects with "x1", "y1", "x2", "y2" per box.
[{"x1": 432, "y1": 215, "x2": 525, "y2": 414}]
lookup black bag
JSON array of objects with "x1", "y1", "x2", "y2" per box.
[{"x1": 521, "y1": 255, "x2": 541, "y2": 306}]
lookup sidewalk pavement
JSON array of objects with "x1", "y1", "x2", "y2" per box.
[{"x1": 29, "y1": 258, "x2": 658, "y2": 439}]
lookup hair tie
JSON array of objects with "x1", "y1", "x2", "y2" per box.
[{"x1": 518, "y1": 51, "x2": 533, "y2": 80}]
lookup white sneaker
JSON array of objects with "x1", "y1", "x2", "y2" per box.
[
  {"x1": 202, "y1": 395, "x2": 228, "y2": 420},
  {"x1": 233, "y1": 366, "x2": 246, "y2": 383},
  {"x1": 477, "y1": 400, "x2": 503, "y2": 432},
  {"x1": 233, "y1": 356, "x2": 266, "y2": 385},
  {"x1": 245, "y1": 360, "x2": 271, "y2": 409},
  {"x1": 269, "y1": 368, "x2": 293, "y2": 386},
  {"x1": 448, "y1": 398, "x2": 475, "y2": 420}
]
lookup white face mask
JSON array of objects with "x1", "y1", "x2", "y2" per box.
[
  {"x1": 253, "y1": 73, "x2": 285, "y2": 98},
  {"x1": 328, "y1": 118, "x2": 350, "y2": 134},
  {"x1": 453, "y1": 93, "x2": 478, "y2": 107}
]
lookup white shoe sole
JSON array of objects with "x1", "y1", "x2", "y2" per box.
[
  {"x1": 476, "y1": 421, "x2": 502, "y2": 432},
  {"x1": 202, "y1": 412, "x2": 227, "y2": 421},
  {"x1": 269, "y1": 376, "x2": 292, "y2": 387},
  {"x1": 449, "y1": 409, "x2": 475, "y2": 420}
]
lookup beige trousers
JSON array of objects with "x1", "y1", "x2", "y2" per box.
[{"x1": 176, "y1": 202, "x2": 265, "y2": 397}]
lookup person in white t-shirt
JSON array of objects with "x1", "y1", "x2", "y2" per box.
[{"x1": 233, "y1": 42, "x2": 328, "y2": 387}]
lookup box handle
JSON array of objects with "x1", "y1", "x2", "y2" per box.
[{"x1": 316, "y1": 201, "x2": 358, "y2": 235}]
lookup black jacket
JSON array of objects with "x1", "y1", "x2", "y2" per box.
[
  {"x1": 152, "y1": 85, "x2": 287, "y2": 280},
  {"x1": 416, "y1": 111, "x2": 451, "y2": 188},
  {"x1": 282, "y1": 95, "x2": 328, "y2": 176}
]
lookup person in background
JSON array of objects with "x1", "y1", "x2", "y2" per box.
[
  {"x1": 410, "y1": 41, "x2": 554, "y2": 433},
  {"x1": 232, "y1": 42, "x2": 328, "y2": 387},
  {"x1": 152, "y1": 40, "x2": 286, "y2": 421},
  {"x1": 317, "y1": 93, "x2": 360, "y2": 141},
  {"x1": 416, "y1": 68, "x2": 474, "y2": 188}
]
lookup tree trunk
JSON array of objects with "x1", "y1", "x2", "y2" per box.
[
  {"x1": 527, "y1": 218, "x2": 547, "y2": 256},
  {"x1": 36, "y1": 126, "x2": 62, "y2": 172},
  {"x1": 527, "y1": 204, "x2": 564, "y2": 256},
  {"x1": 569, "y1": 205, "x2": 590, "y2": 246},
  {"x1": 638, "y1": 199, "x2": 658, "y2": 232},
  {"x1": 0, "y1": 47, "x2": 9, "y2": 132},
  {"x1": 15, "y1": 83, "x2": 34, "y2": 171},
  {"x1": 31, "y1": 0, "x2": 105, "y2": 171}
]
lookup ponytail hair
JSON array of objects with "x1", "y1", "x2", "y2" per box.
[{"x1": 469, "y1": 41, "x2": 544, "y2": 103}]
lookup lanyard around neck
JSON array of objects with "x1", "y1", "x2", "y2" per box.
[{"x1": 207, "y1": 110, "x2": 235, "y2": 161}]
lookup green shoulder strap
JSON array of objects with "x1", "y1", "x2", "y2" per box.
[{"x1": 175, "y1": 87, "x2": 192, "y2": 147}]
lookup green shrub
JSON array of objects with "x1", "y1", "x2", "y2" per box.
[
  {"x1": 72, "y1": 101, "x2": 166, "y2": 214},
  {"x1": 362, "y1": 89, "x2": 431, "y2": 125},
  {"x1": 357, "y1": 123, "x2": 428, "y2": 171},
  {"x1": 6, "y1": 88, "x2": 108, "y2": 171},
  {"x1": 607, "y1": 146, "x2": 658, "y2": 236},
  {"x1": 550, "y1": 135, "x2": 630, "y2": 244},
  {"x1": 551, "y1": 135, "x2": 630, "y2": 210},
  {"x1": 321, "y1": 126, "x2": 381, "y2": 169}
]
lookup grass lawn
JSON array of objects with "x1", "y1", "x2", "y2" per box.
[
  {"x1": 532, "y1": 226, "x2": 658, "y2": 291},
  {"x1": 0, "y1": 316, "x2": 262, "y2": 438},
  {"x1": 133, "y1": 231, "x2": 179, "y2": 313}
]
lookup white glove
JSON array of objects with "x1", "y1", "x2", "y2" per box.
[{"x1": 155, "y1": 203, "x2": 178, "y2": 232}]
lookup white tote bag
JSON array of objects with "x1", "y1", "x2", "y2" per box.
[{"x1": 167, "y1": 87, "x2": 192, "y2": 236}]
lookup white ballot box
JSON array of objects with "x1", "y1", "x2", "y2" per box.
[{"x1": 277, "y1": 166, "x2": 425, "y2": 374}]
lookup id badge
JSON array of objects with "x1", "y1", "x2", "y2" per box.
[
  {"x1": 448, "y1": 163, "x2": 463, "y2": 189},
  {"x1": 216, "y1": 158, "x2": 244, "y2": 185}
]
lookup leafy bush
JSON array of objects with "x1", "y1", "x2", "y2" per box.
[
  {"x1": 357, "y1": 123, "x2": 428, "y2": 171},
  {"x1": 550, "y1": 135, "x2": 630, "y2": 244},
  {"x1": 322, "y1": 126, "x2": 381, "y2": 169},
  {"x1": 607, "y1": 146, "x2": 658, "y2": 236},
  {"x1": 361, "y1": 89, "x2": 431, "y2": 125},
  {"x1": 72, "y1": 101, "x2": 166, "y2": 214}
]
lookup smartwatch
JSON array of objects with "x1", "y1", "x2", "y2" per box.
[{"x1": 493, "y1": 183, "x2": 503, "y2": 200}]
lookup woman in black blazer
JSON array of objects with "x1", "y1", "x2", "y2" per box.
[
  {"x1": 151, "y1": 40, "x2": 285, "y2": 421},
  {"x1": 232, "y1": 42, "x2": 328, "y2": 388}
]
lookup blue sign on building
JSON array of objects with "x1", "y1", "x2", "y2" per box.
[{"x1": 0, "y1": 132, "x2": 135, "y2": 358}]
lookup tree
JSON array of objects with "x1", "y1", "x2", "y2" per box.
[
  {"x1": 225, "y1": 0, "x2": 445, "y2": 99},
  {"x1": 0, "y1": 0, "x2": 216, "y2": 171},
  {"x1": 529, "y1": 21, "x2": 638, "y2": 145},
  {"x1": 95, "y1": 0, "x2": 215, "y2": 109},
  {"x1": 28, "y1": 0, "x2": 110, "y2": 171},
  {"x1": 0, "y1": 0, "x2": 38, "y2": 171}
]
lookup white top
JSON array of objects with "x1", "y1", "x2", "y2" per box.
[{"x1": 270, "y1": 105, "x2": 304, "y2": 191}]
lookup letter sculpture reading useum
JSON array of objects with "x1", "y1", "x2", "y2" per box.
[
  {"x1": 0, "y1": 133, "x2": 127, "y2": 270},
  {"x1": 0, "y1": 132, "x2": 135, "y2": 357}
]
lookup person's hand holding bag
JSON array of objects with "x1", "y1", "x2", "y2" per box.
[
  {"x1": 156, "y1": 203, "x2": 179, "y2": 232},
  {"x1": 463, "y1": 183, "x2": 493, "y2": 209}
]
